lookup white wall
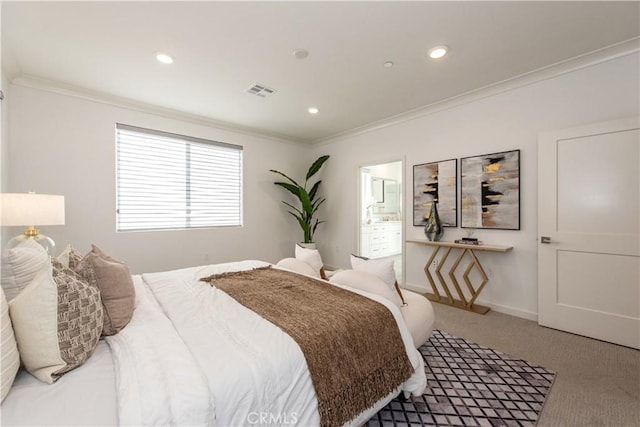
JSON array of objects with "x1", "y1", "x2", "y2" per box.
[
  {"x1": 1, "y1": 4, "x2": 10, "y2": 244},
  {"x1": 1, "y1": 75, "x2": 10, "y2": 246},
  {"x1": 313, "y1": 52, "x2": 640, "y2": 319},
  {"x1": 0, "y1": 4, "x2": 6, "y2": 193},
  {"x1": 0, "y1": 77, "x2": 7, "y2": 249},
  {"x1": 1, "y1": 76, "x2": 8, "y2": 192},
  {"x1": 7, "y1": 84, "x2": 311, "y2": 273},
  {"x1": 367, "y1": 162, "x2": 401, "y2": 182}
]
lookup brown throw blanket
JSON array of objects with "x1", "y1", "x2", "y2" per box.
[{"x1": 201, "y1": 266, "x2": 414, "y2": 427}]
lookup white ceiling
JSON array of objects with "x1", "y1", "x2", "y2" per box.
[{"x1": 2, "y1": 1, "x2": 639, "y2": 143}]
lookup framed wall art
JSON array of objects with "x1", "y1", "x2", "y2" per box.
[
  {"x1": 413, "y1": 159, "x2": 457, "y2": 227},
  {"x1": 460, "y1": 149, "x2": 520, "y2": 229}
]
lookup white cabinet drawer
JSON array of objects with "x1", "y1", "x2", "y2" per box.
[{"x1": 360, "y1": 222, "x2": 402, "y2": 258}]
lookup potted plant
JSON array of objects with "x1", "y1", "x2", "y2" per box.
[{"x1": 270, "y1": 155, "x2": 330, "y2": 245}]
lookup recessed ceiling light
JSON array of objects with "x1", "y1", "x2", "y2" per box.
[
  {"x1": 308, "y1": 107, "x2": 319, "y2": 114},
  {"x1": 155, "y1": 52, "x2": 174, "y2": 64},
  {"x1": 383, "y1": 61, "x2": 394, "y2": 68},
  {"x1": 428, "y1": 45, "x2": 449, "y2": 59}
]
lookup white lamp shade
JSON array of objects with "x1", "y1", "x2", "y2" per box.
[{"x1": 0, "y1": 193, "x2": 65, "y2": 226}]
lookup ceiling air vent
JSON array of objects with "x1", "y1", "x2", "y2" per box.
[{"x1": 247, "y1": 83, "x2": 276, "y2": 98}]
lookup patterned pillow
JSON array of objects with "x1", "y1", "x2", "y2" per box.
[
  {"x1": 74, "y1": 245, "x2": 134, "y2": 336},
  {"x1": 1, "y1": 239, "x2": 49, "y2": 301},
  {"x1": 56, "y1": 244, "x2": 84, "y2": 270},
  {"x1": 0, "y1": 288, "x2": 20, "y2": 401},
  {"x1": 8, "y1": 258, "x2": 103, "y2": 384}
]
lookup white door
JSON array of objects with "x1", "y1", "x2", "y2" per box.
[{"x1": 538, "y1": 117, "x2": 640, "y2": 349}]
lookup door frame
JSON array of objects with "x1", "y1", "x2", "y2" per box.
[{"x1": 356, "y1": 157, "x2": 405, "y2": 283}]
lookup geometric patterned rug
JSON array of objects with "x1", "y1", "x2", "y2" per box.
[{"x1": 366, "y1": 330, "x2": 556, "y2": 427}]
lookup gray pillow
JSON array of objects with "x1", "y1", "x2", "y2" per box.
[{"x1": 75, "y1": 245, "x2": 134, "y2": 336}]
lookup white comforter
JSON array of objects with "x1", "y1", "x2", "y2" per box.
[
  {"x1": 105, "y1": 275, "x2": 213, "y2": 426},
  {"x1": 112, "y1": 260, "x2": 426, "y2": 427}
]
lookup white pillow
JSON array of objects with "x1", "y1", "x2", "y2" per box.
[
  {"x1": 350, "y1": 254, "x2": 406, "y2": 305},
  {"x1": 295, "y1": 244, "x2": 326, "y2": 279},
  {"x1": 275, "y1": 258, "x2": 318, "y2": 277},
  {"x1": 0, "y1": 288, "x2": 20, "y2": 402},
  {"x1": 9, "y1": 259, "x2": 103, "y2": 384},
  {"x1": 1, "y1": 239, "x2": 49, "y2": 301},
  {"x1": 350, "y1": 254, "x2": 396, "y2": 288},
  {"x1": 329, "y1": 269, "x2": 402, "y2": 307},
  {"x1": 55, "y1": 244, "x2": 76, "y2": 268}
]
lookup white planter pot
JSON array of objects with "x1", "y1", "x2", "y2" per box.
[{"x1": 297, "y1": 242, "x2": 317, "y2": 249}]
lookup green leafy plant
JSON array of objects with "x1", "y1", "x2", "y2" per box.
[{"x1": 270, "y1": 155, "x2": 330, "y2": 244}]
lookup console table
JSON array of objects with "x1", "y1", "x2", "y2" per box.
[{"x1": 407, "y1": 240, "x2": 513, "y2": 314}]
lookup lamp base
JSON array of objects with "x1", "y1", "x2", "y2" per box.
[{"x1": 7, "y1": 233, "x2": 56, "y2": 254}]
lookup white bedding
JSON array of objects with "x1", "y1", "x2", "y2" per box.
[
  {"x1": 1, "y1": 342, "x2": 118, "y2": 426},
  {"x1": 1, "y1": 260, "x2": 426, "y2": 427},
  {"x1": 141, "y1": 260, "x2": 426, "y2": 426},
  {"x1": 105, "y1": 275, "x2": 213, "y2": 426}
]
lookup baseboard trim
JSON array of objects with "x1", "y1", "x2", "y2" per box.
[
  {"x1": 479, "y1": 301, "x2": 538, "y2": 322},
  {"x1": 402, "y1": 282, "x2": 538, "y2": 322}
]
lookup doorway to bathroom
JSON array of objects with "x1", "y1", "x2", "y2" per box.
[{"x1": 358, "y1": 160, "x2": 403, "y2": 283}]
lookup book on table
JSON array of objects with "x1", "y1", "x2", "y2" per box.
[{"x1": 454, "y1": 239, "x2": 481, "y2": 245}]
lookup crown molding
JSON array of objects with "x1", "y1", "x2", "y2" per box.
[
  {"x1": 311, "y1": 37, "x2": 640, "y2": 146},
  {"x1": 9, "y1": 74, "x2": 306, "y2": 146},
  {"x1": 9, "y1": 37, "x2": 639, "y2": 148}
]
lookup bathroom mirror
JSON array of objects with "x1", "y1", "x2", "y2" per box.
[
  {"x1": 381, "y1": 179, "x2": 399, "y2": 214},
  {"x1": 372, "y1": 177, "x2": 384, "y2": 203},
  {"x1": 372, "y1": 177, "x2": 399, "y2": 214}
]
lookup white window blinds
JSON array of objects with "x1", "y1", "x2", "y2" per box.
[{"x1": 116, "y1": 124, "x2": 243, "y2": 232}]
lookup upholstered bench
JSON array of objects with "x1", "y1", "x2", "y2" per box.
[
  {"x1": 327, "y1": 269, "x2": 435, "y2": 348},
  {"x1": 399, "y1": 289, "x2": 435, "y2": 348},
  {"x1": 328, "y1": 272, "x2": 435, "y2": 349},
  {"x1": 328, "y1": 270, "x2": 434, "y2": 348}
]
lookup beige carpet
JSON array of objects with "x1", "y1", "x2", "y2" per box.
[{"x1": 432, "y1": 303, "x2": 640, "y2": 427}]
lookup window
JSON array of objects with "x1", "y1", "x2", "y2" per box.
[{"x1": 116, "y1": 124, "x2": 242, "y2": 231}]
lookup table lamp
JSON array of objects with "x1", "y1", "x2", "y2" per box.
[{"x1": 1, "y1": 193, "x2": 65, "y2": 254}]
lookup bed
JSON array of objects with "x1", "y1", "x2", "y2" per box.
[{"x1": 1, "y1": 258, "x2": 431, "y2": 426}]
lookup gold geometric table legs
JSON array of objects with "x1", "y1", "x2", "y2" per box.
[
  {"x1": 407, "y1": 239, "x2": 513, "y2": 315},
  {"x1": 423, "y1": 246, "x2": 491, "y2": 314}
]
